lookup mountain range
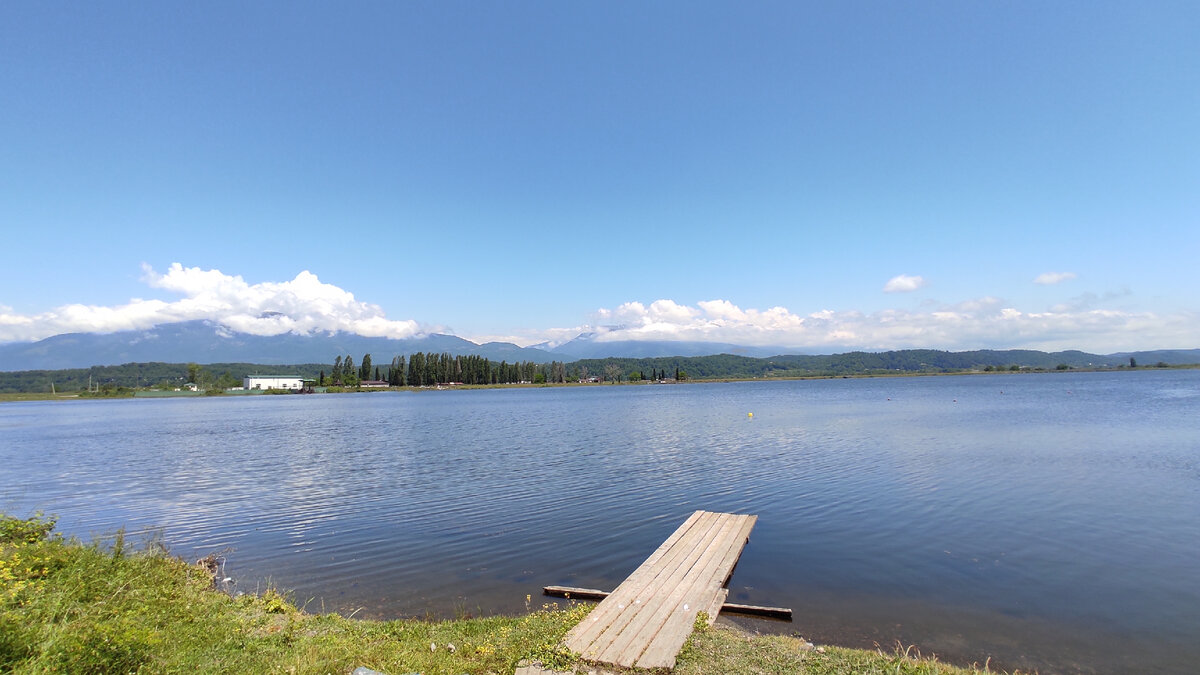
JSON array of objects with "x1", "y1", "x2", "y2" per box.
[
  {"x1": 0, "y1": 321, "x2": 554, "y2": 371},
  {"x1": 1, "y1": 320, "x2": 1198, "y2": 372}
]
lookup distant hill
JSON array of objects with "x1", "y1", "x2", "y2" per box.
[
  {"x1": 568, "y1": 348, "x2": 1200, "y2": 379},
  {"x1": 0, "y1": 362, "x2": 331, "y2": 394},
  {"x1": 0, "y1": 321, "x2": 558, "y2": 371}
]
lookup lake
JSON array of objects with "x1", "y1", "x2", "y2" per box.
[{"x1": 2, "y1": 370, "x2": 1198, "y2": 674}]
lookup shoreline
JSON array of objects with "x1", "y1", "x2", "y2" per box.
[
  {"x1": 0, "y1": 513, "x2": 1001, "y2": 674},
  {"x1": 4, "y1": 364, "x2": 1194, "y2": 403}
]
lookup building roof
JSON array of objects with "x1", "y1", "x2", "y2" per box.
[{"x1": 245, "y1": 375, "x2": 304, "y2": 379}]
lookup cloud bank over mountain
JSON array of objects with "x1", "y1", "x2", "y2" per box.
[
  {"x1": 0, "y1": 264, "x2": 1195, "y2": 354},
  {"x1": 0, "y1": 263, "x2": 422, "y2": 343},
  {"x1": 563, "y1": 296, "x2": 1195, "y2": 353}
]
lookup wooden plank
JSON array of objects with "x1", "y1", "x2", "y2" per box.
[
  {"x1": 563, "y1": 510, "x2": 710, "y2": 653},
  {"x1": 543, "y1": 585, "x2": 793, "y2": 620},
  {"x1": 720, "y1": 602, "x2": 792, "y2": 620},
  {"x1": 634, "y1": 516, "x2": 752, "y2": 668},
  {"x1": 560, "y1": 510, "x2": 758, "y2": 670},
  {"x1": 643, "y1": 511, "x2": 753, "y2": 662},
  {"x1": 601, "y1": 513, "x2": 741, "y2": 667},
  {"x1": 542, "y1": 585, "x2": 608, "y2": 601},
  {"x1": 636, "y1": 514, "x2": 756, "y2": 668},
  {"x1": 563, "y1": 510, "x2": 714, "y2": 654},
  {"x1": 604, "y1": 511, "x2": 744, "y2": 662},
  {"x1": 573, "y1": 511, "x2": 724, "y2": 661},
  {"x1": 705, "y1": 588, "x2": 729, "y2": 626}
]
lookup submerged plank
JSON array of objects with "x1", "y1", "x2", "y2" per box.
[{"x1": 544, "y1": 585, "x2": 792, "y2": 620}]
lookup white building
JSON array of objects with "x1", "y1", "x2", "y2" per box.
[{"x1": 243, "y1": 375, "x2": 305, "y2": 390}]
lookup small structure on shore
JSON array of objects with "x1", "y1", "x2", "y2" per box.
[{"x1": 243, "y1": 375, "x2": 304, "y2": 390}]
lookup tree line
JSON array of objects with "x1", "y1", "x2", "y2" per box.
[
  {"x1": 322, "y1": 353, "x2": 573, "y2": 387},
  {"x1": 320, "y1": 353, "x2": 689, "y2": 387}
]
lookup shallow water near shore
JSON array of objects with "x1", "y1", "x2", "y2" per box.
[{"x1": 3, "y1": 370, "x2": 1198, "y2": 674}]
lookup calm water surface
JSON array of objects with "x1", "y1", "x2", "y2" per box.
[{"x1": 2, "y1": 370, "x2": 1198, "y2": 674}]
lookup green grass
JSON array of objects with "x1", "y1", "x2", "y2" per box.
[
  {"x1": 2, "y1": 513, "x2": 1006, "y2": 674},
  {"x1": 676, "y1": 623, "x2": 1007, "y2": 675}
]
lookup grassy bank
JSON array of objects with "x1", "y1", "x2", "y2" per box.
[{"x1": 2, "y1": 514, "x2": 1000, "y2": 674}]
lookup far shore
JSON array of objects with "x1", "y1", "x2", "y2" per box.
[{"x1": 2, "y1": 363, "x2": 1195, "y2": 403}]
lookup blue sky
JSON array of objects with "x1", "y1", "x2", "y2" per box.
[{"x1": 2, "y1": 3, "x2": 1197, "y2": 352}]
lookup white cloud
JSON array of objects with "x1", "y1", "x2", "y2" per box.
[
  {"x1": 3, "y1": 265, "x2": 1196, "y2": 354},
  {"x1": 0, "y1": 263, "x2": 422, "y2": 342},
  {"x1": 1034, "y1": 272, "x2": 1077, "y2": 285},
  {"x1": 883, "y1": 274, "x2": 927, "y2": 293},
  {"x1": 497, "y1": 297, "x2": 1199, "y2": 353}
]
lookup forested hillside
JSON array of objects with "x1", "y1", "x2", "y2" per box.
[{"x1": 0, "y1": 362, "x2": 328, "y2": 394}]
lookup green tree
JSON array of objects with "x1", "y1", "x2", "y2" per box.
[
  {"x1": 342, "y1": 356, "x2": 358, "y2": 387},
  {"x1": 1129, "y1": 357, "x2": 1137, "y2": 368},
  {"x1": 392, "y1": 356, "x2": 406, "y2": 386},
  {"x1": 604, "y1": 363, "x2": 621, "y2": 383},
  {"x1": 186, "y1": 363, "x2": 201, "y2": 384},
  {"x1": 408, "y1": 353, "x2": 425, "y2": 386},
  {"x1": 360, "y1": 354, "x2": 372, "y2": 380},
  {"x1": 215, "y1": 371, "x2": 239, "y2": 390}
]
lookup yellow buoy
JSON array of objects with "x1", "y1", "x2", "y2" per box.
[{"x1": 748, "y1": 412, "x2": 753, "y2": 418}]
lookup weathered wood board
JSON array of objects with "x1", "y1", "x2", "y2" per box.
[
  {"x1": 544, "y1": 585, "x2": 792, "y2": 620},
  {"x1": 561, "y1": 510, "x2": 757, "y2": 669}
]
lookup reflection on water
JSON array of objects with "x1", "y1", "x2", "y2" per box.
[{"x1": 3, "y1": 370, "x2": 1199, "y2": 674}]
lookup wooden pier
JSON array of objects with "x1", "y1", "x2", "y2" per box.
[{"x1": 561, "y1": 510, "x2": 757, "y2": 669}]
